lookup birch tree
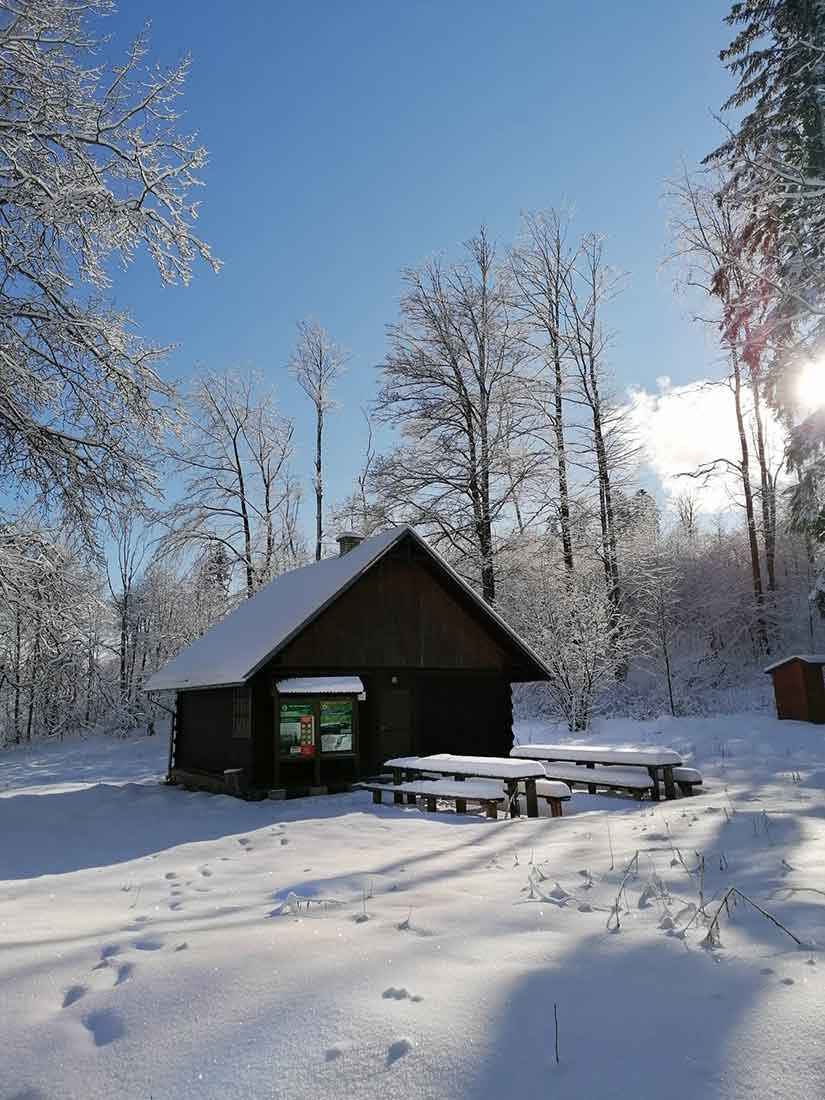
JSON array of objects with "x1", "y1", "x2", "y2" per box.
[
  {"x1": 0, "y1": 1, "x2": 218, "y2": 532},
  {"x1": 289, "y1": 320, "x2": 346, "y2": 561}
]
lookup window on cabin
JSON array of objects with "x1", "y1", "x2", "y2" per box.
[{"x1": 319, "y1": 698, "x2": 353, "y2": 752}]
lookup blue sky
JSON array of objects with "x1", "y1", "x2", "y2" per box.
[{"x1": 104, "y1": 2, "x2": 735, "y2": 520}]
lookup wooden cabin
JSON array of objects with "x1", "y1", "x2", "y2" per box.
[
  {"x1": 145, "y1": 526, "x2": 550, "y2": 797},
  {"x1": 764, "y1": 654, "x2": 825, "y2": 724}
]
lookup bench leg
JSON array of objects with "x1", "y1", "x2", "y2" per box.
[
  {"x1": 372, "y1": 789, "x2": 382, "y2": 805},
  {"x1": 506, "y1": 780, "x2": 520, "y2": 818},
  {"x1": 484, "y1": 801, "x2": 498, "y2": 820},
  {"x1": 525, "y1": 778, "x2": 539, "y2": 818},
  {"x1": 455, "y1": 797, "x2": 467, "y2": 814},
  {"x1": 548, "y1": 798, "x2": 563, "y2": 818},
  {"x1": 647, "y1": 766, "x2": 660, "y2": 801},
  {"x1": 678, "y1": 782, "x2": 692, "y2": 796},
  {"x1": 662, "y1": 765, "x2": 677, "y2": 800},
  {"x1": 405, "y1": 791, "x2": 417, "y2": 805},
  {"x1": 425, "y1": 795, "x2": 437, "y2": 813},
  {"x1": 585, "y1": 761, "x2": 596, "y2": 795}
]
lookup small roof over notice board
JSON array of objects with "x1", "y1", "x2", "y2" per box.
[{"x1": 275, "y1": 676, "x2": 365, "y2": 695}]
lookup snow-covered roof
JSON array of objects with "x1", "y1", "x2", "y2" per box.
[
  {"x1": 145, "y1": 526, "x2": 551, "y2": 692},
  {"x1": 276, "y1": 676, "x2": 364, "y2": 695},
  {"x1": 764, "y1": 654, "x2": 825, "y2": 673}
]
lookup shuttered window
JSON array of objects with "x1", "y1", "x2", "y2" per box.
[{"x1": 233, "y1": 686, "x2": 252, "y2": 739}]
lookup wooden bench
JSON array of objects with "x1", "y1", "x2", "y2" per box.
[
  {"x1": 356, "y1": 779, "x2": 508, "y2": 819},
  {"x1": 537, "y1": 761, "x2": 656, "y2": 799},
  {"x1": 517, "y1": 779, "x2": 573, "y2": 817},
  {"x1": 512, "y1": 744, "x2": 682, "y2": 800},
  {"x1": 385, "y1": 753, "x2": 547, "y2": 818},
  {"x1": 672, "y1": 767, "x2": 703, "y2": 795}
]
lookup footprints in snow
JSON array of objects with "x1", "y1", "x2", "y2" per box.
[
  {"x1": 82, "y1": 1008, "x2": 125, "y2": 1048},
  {"x1": 324, "y1": 1036, "x2": 414, "y2": 1069},
  {"x1": 60, "y1": 927, "x2": 185, "y2": 1045}
]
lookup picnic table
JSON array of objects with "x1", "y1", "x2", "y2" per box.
[
  {"x1": 511, "y1": 743, "x2": 683, "y2": 800},
  {"x1": 385, "y1": 753, "x2": 548, "y2": 817}
]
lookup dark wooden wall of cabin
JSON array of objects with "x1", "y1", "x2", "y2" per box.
[
  {"x1": 415, "y1": 673, "x2": 512, "y2": 759},
  {"x1": 176, "y1": 688, "x2": 252, "y2": 775}
]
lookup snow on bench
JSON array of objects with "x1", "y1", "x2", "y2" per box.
[
  {"x1": 673, "y1": 767, "x2": 703, "y2": 794},
  {"x1": 511, "y1": 744, "x2": 682, "y2": 767},
  {"x1": 416, "y1": 753, "x2": 546, "y2": 779},
  {"x1": 537, "y1": 761, "x2": 655, "y2": 798}
]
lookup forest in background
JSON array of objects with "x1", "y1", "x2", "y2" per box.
[{"x1": 3, "y1": 0, "x2": 825, "y2": 743}]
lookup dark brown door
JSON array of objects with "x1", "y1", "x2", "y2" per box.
[{"x1": 378, "y1": 686, "x2": 412, "y2": 762}]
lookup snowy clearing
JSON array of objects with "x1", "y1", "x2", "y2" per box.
[{"x1": 3, "y1": 715, "x2": 825, "y2": 1100}]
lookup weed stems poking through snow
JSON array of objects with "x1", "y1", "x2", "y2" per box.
[{"x1": 703, "y1": 888, "x2": 808, "y2": 948}]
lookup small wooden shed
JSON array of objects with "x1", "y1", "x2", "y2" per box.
[
  {"x1": 764, "y1": 654, "x2": 825, "y2": 724},
  {"x1": 145, "y1": 525, "x2": 551, "y2": 797}
]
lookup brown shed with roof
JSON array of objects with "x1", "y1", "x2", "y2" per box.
[{"x1": 764, "y1": 654, "x2": 825, "y2": 724}]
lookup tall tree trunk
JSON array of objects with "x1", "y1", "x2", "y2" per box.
[
  {"x1": 119, "y1": 592, "x2": 129, "y2": 708},
  {"x1": 553, "y1": 341, "x2": 574, "y2": 573},
  {"x1": 315, "y1": 405, "x2": 323, "y2": 561},
  {"x1": 231, "y1": 433, "x2": 255, "y2": 596},
  {"x1": 750, "y1": 368, "x2": 777, "y2": 591},
  {"x1": 730, "y1": 350, "x2": 767, "y2": 646},
  {"x1": 13, "y1": 613, "x2": 21, "y2": 744}
]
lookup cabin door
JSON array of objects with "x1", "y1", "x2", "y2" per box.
[{"x1": 377, "y1": 684, "x2": 412, "y2": 763}]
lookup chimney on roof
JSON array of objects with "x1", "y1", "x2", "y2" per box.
[{"x1": 336, "y1": 531, "x2": 363, "y2": 556}]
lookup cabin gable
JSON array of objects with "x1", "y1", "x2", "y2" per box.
[{"x1": 274, "y1": 544, "x2": 526, "y2": 674}]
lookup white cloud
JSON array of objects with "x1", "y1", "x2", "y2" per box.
[{"x1": 627, "y1": 376, "x2": 786, "y2": 514}]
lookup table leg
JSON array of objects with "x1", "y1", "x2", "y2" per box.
[
  {"x1": 525, "y1": 778, "x2": 539, "y2": 818},
  {"x1": 662, "y1": 765, "x2": 677, "y2": 800},
  {"x1": 647, "y1": 766, "x2": 660, "y2": 801},
  {"x1": 506, "y1": 779, "x2": 520, "y2": 818},
  {"x1": 586, "y1": 761, "x2": 596, "y2": 795}
]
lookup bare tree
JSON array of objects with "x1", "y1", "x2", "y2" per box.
[
  {"x1": 562, "y1": 234, "x2": 634, "y2": 615},
  {"x1": 0, "y1": 1, "x2": 218, "y2": 532},
  {"x1": 107, "y1": 517, "x2": 150, "y2": 713},
  {"x1": 289, "y1": 320, "x2": 346, "y2": 560},
  {"x1": 510, "y1": 209, "x2": 579, "y2": 572},
  {"x1": 373, "y1": 228, "x2": 539, "y2": 603},
  {"x1": 667, "y1": 171, "x2": 775, "y2": 641},
  {"x1": 158, "y1": 371, "x2": 301, "y2": 597}
]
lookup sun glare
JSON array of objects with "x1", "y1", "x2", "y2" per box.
[{"x1": 795, "y1": 361, "x2": 825, "y2": 411}]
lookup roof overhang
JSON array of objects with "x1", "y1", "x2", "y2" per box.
[{"x1": 276, "y1": 676, "x2": 365, "y2": 695}]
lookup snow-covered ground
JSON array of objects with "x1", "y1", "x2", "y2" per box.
[{"x1": 3, "y1": 715, "x2": 825, "y2": 1100}]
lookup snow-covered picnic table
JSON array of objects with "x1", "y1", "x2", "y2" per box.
[
  {"x1": 511, "y1": 743, "x2": 683, "y2": 800},
  {"x1": 384, "y1": 753, "x2": 548, "y2": 817}
]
